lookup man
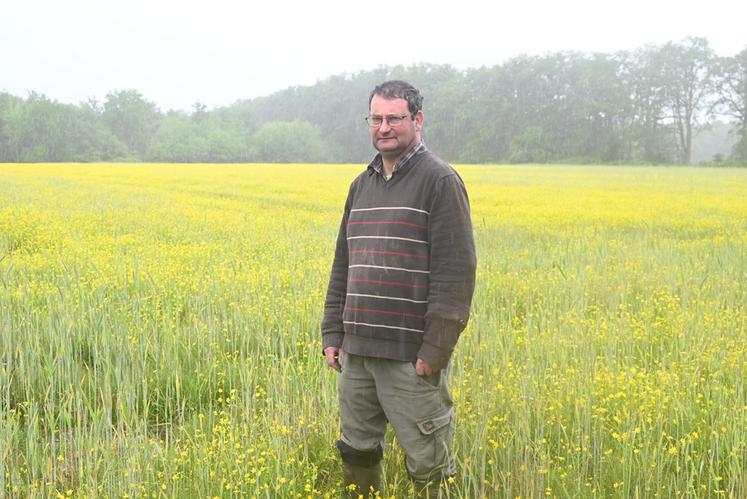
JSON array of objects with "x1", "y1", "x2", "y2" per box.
[{"x1": 322, "y1": 80, "x2": 476, "y2": 498}]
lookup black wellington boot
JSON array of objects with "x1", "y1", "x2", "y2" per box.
[{"x1": 342, "y1": 461, "x2": 382, "y2": 498}]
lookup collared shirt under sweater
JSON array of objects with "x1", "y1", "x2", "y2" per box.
[{"x1": 321, "y1": 143, "x2": 476, "y2": 370}]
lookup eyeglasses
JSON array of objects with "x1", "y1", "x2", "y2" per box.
[{"x1": 365, "y1": 114, "x2": 413, "y2": 127}]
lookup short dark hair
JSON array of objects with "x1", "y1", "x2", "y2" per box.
[{"x1": 369, "y1": 80, "x2": 423, "y2": 116}]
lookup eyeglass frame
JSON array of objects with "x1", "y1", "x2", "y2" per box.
[{"x1": 364, "y1": 113, "x2": 414, "y2": 127}]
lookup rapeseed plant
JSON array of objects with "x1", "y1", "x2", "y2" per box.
[{"x1": 0, "y1": 163, "x2": 745, "y2": 497}]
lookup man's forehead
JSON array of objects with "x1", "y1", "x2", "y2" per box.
[{"x1": 370, "y1": 95, "x2": 409, "y2": 111}]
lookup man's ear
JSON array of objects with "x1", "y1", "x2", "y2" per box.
[{"x1": 414, "y1": 111, "x2": 424, "y2": 131}]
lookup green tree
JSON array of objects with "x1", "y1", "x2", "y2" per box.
[
  {"x1": 147, "y1": 107, "x2": 252, "y2": 162},
  {"x1": 0, "y1": 92, "x2": 126, "y2": 162},
  {"x1": 657, "y1": 37, "x2": 719, "y2": 164},
  {"x1": 7, "y1": 92, "x2": 60, "y2": 161},
  {"x1": 717, "y1": 47, "x2": 747, "y2": 162},
  {"x1": 202, "y1": 107, "x2": 252, "y2": 162},
  {"x1": 508, "y1": 126, "x2": 550, "y2": 163},
  {"x1": 250, "y1": 121, "x2": 329, "y2": 163},
  {"x1": 147, "y1": 113, "x2": 207, "y2": 162},
  {"x1": 459, "y1": 65, "x2": 513, "y2": 162},
  {"x1": 621, "y1": 47, "x2": 676, "y2": 163},
  {"x1": 103, "y1": 89, "x2": 160, "y2": 159},
  {"x1": 2, "y1": 38, "x2": 741, "y2": 165},
  {"x1": 0, "y1": 92, "x2": 25, "y2": 161},
  {"x1": 562, "y1": 52, "x2": 631, "y2": 162}
]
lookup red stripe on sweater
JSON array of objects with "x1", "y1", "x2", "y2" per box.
[
  {"x1": 351, "y1": 249, "x2": 427, "y2": 259},
  {"x1": 345, "y1": 307, "x2": 425, "y2": 319},
  {"x1": 349, "y1": 220, "x2": 427, "y2": 229},
  {"x1": 348, "y1": 278, "x2": 427, "y2": 289}
]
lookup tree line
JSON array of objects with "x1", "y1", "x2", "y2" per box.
[{"x1": 1, "y1": 37, "x2": 745, "y2": 165}]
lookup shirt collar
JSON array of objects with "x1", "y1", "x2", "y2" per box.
[{"x1": 368, "y1": 142, "x2": 428, "y2": 176}]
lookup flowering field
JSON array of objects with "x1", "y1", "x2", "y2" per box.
[{"x1": 1, "y1": 163, "x2": 746, "y2": 498}]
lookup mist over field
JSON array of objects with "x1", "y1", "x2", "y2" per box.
[{"x1": 1, "y1": 38, "x2": 746, "y2": 166}]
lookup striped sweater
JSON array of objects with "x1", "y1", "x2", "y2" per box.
[{"x1": 322, "y1": 146, "x2": 476, "y2": 370}]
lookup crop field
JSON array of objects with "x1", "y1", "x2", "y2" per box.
[{"x1": 1, "y1": 163, "x2": 746, "y2": 498}]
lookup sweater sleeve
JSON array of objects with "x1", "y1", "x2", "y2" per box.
[
  {"x1": 418, "y1": 172, "x2": 476, "y2": 369},
  {"x1": 321, "y1": 187, "x2": 353, "y2": 351}
]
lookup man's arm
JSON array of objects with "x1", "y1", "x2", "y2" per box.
[
  {"x1": 418, "y1": 173, "x2": 477, "y2": 371},
  {"x1": 321, "y1": 190, "x2": 352, "y2": 370}
]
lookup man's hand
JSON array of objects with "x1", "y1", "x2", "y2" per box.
[
  {"x1": 415, "y1": 358, "x2": 437, "y2": 376},
  {"x1": 324, "y1": 346, "x2": 343, "y2": 373}
]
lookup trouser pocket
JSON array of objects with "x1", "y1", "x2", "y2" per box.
[
  {"x1": 416, "y1": 408, "x2": 452, "y2": 437},
  {"x1": 408, "y1": 361, "x2": 442, "y2": 389},
  {"x1": 404, "y1": 407, "x2": 455, "y2": 481}
]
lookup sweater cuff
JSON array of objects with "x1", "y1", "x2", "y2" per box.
[
  {"x1": 322, "y1": 332, "x2": 344, "y2": 353},
  {"x1": 416, "y1": 341, "x2": 452, "y2": 371},
  {"x1": 418, "y1": 317, "x2": 466, "y2": 370}
]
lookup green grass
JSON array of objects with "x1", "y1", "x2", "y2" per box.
[{"x1": 0, "y1": 163, "x2": 746, "y2": 498}]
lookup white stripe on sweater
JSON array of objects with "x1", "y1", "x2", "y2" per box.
[
  {"x1": 351, "y1": 206, "x2": 429, "y2": 215},
  {"x1": 346, "y1": 293, "x2": 428, "y2": 304},
  {"x1": 343, "y1": 321, "x2": 424, "y2": 333},
  {"x1": 349, "y1": 264, "x2": 430, "y2": 274},
  {"x1": 347, "y1": 236, "x2": 428, "y2": 244}
]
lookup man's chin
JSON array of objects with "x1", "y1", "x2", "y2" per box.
[{"x1": 374, "y1": 142, "x2": 401, "y2": 154}]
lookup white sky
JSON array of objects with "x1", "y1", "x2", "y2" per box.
[{"x1": 1, "y1": 0, "x2": 745, "y2": 112}]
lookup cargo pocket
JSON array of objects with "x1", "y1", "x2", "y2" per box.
[
  {"x1": 409, "y1": 407, "x2": 455, "y2": 480},
  {"x1": 416, "y1": 408, "x2": 452, "y2": 436}
]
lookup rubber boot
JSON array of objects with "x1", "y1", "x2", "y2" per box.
[{"x1": 343, "y1": 461, "x2": 382, "y2": 498}]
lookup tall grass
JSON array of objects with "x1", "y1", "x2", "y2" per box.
[{"x1": 1, "y1": 163, "x2": 745, "y2": 498}]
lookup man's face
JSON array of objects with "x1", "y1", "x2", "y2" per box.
[{"x1": 369, "y1": 95, "x2": 423, "y2": 160}]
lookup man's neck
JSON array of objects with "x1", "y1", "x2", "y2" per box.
[
  {"x1": 382, "y1": 157, "x2": 396, "y2": 177},
  {"x1": 380, "y1": 141, "x2": 420, "y2": 177}
]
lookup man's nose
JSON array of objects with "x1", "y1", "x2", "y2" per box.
[{"x1": 378, "y1": 119, "x2": 392, "y2": 132}]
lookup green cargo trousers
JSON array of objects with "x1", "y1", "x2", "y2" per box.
[{"x1": 337, "y1": 353, "x2": 455, "y2": 482}]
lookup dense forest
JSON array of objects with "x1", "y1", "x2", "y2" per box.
[{"x1": 1, "y1": 37, "x2": 745, "y2": 165}]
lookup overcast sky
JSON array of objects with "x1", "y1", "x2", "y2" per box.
[{"x1": 2, "y1": 0, "x2": 745, "y2": 112}]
